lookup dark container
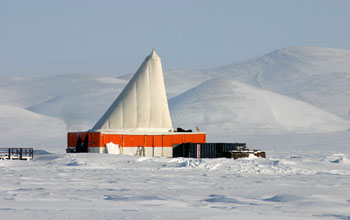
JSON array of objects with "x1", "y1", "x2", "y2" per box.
[{"x1": 173, "y1": 143, "x2": 247, "y2": 158}]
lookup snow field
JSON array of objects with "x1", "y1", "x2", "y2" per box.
[{"x1": 1, "y1": 149, "x2": 350, "y2": 220}]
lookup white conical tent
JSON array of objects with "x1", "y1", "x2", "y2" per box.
[{"x1": 92, "y1": 49, "x2": 173, "y2": 132}]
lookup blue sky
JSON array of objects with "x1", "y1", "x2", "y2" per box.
[{"x1": 1, "y1": 0, "x2": 350, "y2": 76}]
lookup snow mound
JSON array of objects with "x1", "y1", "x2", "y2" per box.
[
  {"x1": 169, "y1": 78, "x2": 350, "y2": 134},
  {"x1": 263, "y1": 194, "x2": 305, "y2": 203},
  {"x1": 325, "y1": 154, "x2": 349, "y2": 164}
]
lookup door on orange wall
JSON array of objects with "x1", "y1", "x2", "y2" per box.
[{"x1": 76, "y1": 133, "x2": 88, "y2": 152}]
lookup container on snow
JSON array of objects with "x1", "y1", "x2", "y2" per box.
[{"x1": 173, "y1": 143, "x2": 265, "y2": 159}]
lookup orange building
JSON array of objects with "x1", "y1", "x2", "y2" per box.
[
  {"x1": 67, "y1": 49, "x2": 206, "y2": 157},
  {"x1": 67, "y1": 132, "x2": 206, "y2": 157}
]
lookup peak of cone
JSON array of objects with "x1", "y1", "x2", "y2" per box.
[
  {"x1": 92, "y1": 49, "x2": 172, "y2": 132},
  {"x1": 147, "y1": 48, "x2": 160, "y2": 60}
]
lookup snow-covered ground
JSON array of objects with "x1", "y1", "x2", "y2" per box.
[
  {"x1": 1, "y1": 133, "x2": 349, "y2": 220},
  {"x1": 0, "y1": 46, "x2": 350, "y2": 219}
]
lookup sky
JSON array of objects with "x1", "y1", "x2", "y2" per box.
[{"x1": 1, "y1": 0, "x2": 350, "y2": 77}]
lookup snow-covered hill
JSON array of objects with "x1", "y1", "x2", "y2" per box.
[
  {"x1": 0, "y1": 105, "x2": 66, "y2": 151},
  {"x1": 169, "y1": 78, "x2": 350, "y2": 134},
  {"x1": 204, "y1": 47, "x2": 350, "y2": 119}
]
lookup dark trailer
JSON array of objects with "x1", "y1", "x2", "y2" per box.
[{"x1": 173, "y1": 143, "x2": 265, "y2": 159}]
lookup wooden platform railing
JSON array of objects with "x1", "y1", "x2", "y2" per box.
[{"x1": 0, "y1": 148, "x2": 34, "y2": 160}]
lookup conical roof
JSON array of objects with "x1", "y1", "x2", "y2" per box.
[{"x1": 92, "y1": 49, "x2": 173, "y2": 132}]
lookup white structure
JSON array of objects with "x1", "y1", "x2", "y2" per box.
[
  {"x1": 92, "y1": 49, "x2": 173, "y2": 132},
  {"x1": 68, "y1": 49, "x2": 206, "y2": 157}
]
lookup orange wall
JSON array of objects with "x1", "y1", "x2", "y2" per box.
[
  {"x1": 88, "y1": 132, "x2": 102, "y2": 147},
  {"x1": 67, "y1": 132, "x2": 206, "y2": 148}
]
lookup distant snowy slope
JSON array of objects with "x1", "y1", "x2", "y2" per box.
[
  {"x1": 0, "y1": 74, "x2": 127, "y2": 130},
  {"x1": 169, "y1": 78, "x2": 350, "y2": 134},
  {"x1": 0, "y1": 105, "x2": 66, "y2": 151},
  {"x1": 206, "y1": 47, "x2": 350, "y2": 119},
  {"x1": 0, "y1": 74, "x2": 127, "y2": 108}
]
